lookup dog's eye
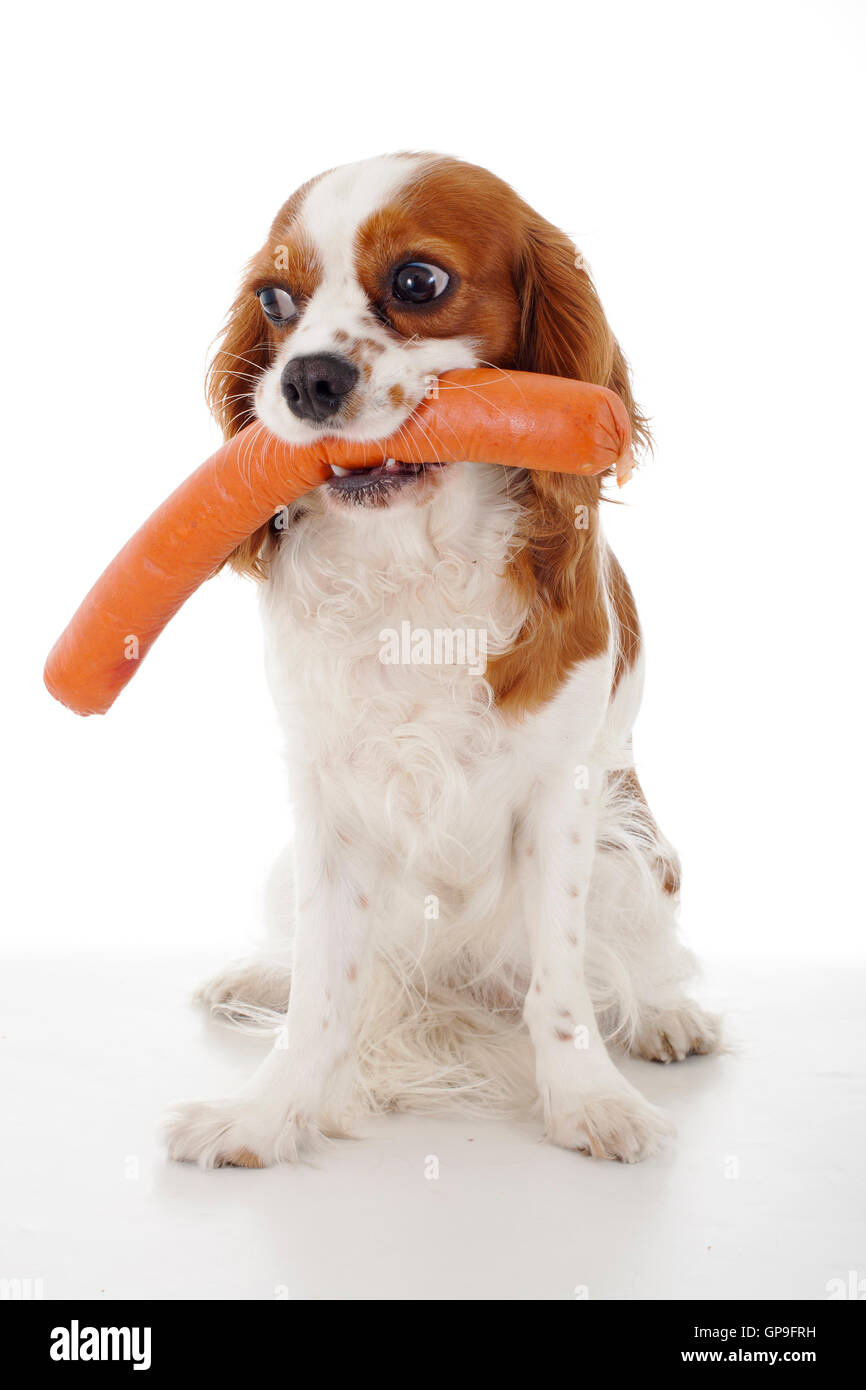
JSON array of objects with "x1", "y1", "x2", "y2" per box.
[
  {"x1": 392, "y1": 262, "x2": 450, "y2": 304},
  {"x1": 256, "y1": 286, "x2": 297, "y2": 324}
]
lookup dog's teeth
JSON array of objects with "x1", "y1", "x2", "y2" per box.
[
  {"x1": 383, "y1": 458, "x2": 398, "y2": 472},
  {"x1": 330, "y1": 465, "x2": 351, "y2": 477}
]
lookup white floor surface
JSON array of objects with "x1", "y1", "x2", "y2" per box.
[{"x1": 1, "y1": 953, "x2": 863, "y2": 1301}]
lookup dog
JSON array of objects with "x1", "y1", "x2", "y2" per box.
[{"x1": 166, "y1": 153, "x2": 719, "y2": 1168}]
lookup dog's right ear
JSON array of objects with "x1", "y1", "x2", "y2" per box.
[{"x1": 206, "y1": 277, "x2": 273, "y2": 579}]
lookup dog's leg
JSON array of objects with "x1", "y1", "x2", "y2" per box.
[
  {"x1": 167, "y1": 785, "x2": 373, "y2": 1168},
  {"x1": 518, "y1": 759, "x2": 672, "y2": 1163},
  {"x1": 592, "y1": 768, "x2": 722, "y2": 1062}
]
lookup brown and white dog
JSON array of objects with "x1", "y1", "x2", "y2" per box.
[{"x1": 166, "y1": 153, "x2": 719, "y2": 1168}]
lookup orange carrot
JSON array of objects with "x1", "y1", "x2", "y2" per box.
[{"x1": 44, "y1": 369, "x2": 632, "y2": 715}]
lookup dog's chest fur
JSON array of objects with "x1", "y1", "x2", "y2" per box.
[{"x1": 258, "y1": 463, "x2": 581, "y2": 892}]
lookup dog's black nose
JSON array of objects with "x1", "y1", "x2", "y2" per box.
[{"x1": 280, "y1": 353, "x2": 359, "y2": 422}]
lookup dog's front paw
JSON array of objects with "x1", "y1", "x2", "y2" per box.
[
  {"x1": 165, "y1": 1097, "x2": 319, "y2": 1169},
  {"x1": 546, "y1": 1085, "x2": 673, "y2": 1163}
]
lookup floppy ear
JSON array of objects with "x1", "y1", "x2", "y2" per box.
[
  {"x1": 515, "y1": 213, "x2": 650, "y2": 456},
  {"x1": 508, "y1": 209, "x2": 651, "y2": 594},
  {"x1": 206, "y1": 281, "x2": 273, "y2": 578},
  {"x1": 484, "y1": 212, "x2": 651, "y2": 712}
]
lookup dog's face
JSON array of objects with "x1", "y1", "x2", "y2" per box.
[
  {"x1": 211, "y1": 154, "x2": 645, "y2": 564},
  {"x1": 246, "y1": 155, "x2": 524, "y2": 513}
]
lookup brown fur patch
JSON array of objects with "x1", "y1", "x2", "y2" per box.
[
  {"x1": 480, "y1": 177, "x2": 649, "y2": 716},
  {"x1": 485, "y1": 481, "x2": 609, "y2": 715},
  {"x1": 607, "y1": 550, "x2": 641, "y2": 694},
  {"x1": 354, "y1": 159, "x2": 524, "y2": 365}
]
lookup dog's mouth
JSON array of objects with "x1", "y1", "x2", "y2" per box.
[{"x1": 326, "y1": 458, "x2": 446, "y2": 505}]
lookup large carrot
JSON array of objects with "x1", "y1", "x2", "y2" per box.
[{"x1": 44, "y1": 369, "x2": 632, "y2": 716}]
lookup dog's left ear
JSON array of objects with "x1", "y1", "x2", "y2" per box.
[
  {"x1": 515, "y1": 214, "x2": 650, "y2": 454},
  {"x1": 206, "y1": 278, "x2": 274, "y2": 579}
]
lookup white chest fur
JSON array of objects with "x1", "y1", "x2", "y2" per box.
[{"x1": 261, "y1": 465, "x2": 537, "y2": 883}]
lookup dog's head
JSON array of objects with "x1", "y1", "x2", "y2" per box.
[{"x1": 209, "y1": 154, "x2": 647, "y2": 574}]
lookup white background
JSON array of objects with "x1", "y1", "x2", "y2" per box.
[
  {"x1": 1, "y1": 0, "x2": 864, "y2": 1302},
  {"x1": 6, "y1": 0, "x2": 864, "y2": 962}
]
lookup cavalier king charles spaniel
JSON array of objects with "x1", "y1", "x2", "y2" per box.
[{"x1": 166, "y1": 153, "x2": 720, "y2": 1169}]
